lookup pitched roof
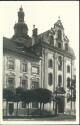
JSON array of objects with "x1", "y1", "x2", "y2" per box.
[{"x1": 3, "y1": 37, "x2": 40, "y2": 60}]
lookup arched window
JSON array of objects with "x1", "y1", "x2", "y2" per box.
[
  {"x1": 67, "y1": 77, "x2": 70, "y2": 88},
  {"x1": 48, "y1": 73, "x2": 52, "y2": 86},
  {"x1": 58, "y1": 29, "x2": 62, "y2": 40},
  {"x1": 48, "y1": 59, "x2": 53, "y2": 68},
  {"x1": 67, "y1": 65, "x2": 70, "y2": 73},
  {"x1": 58, "y1": 56, "x2": 62, "y2": 70},
  {"x1": 58, "y1": 75, "x2": 62, "y2": 87}
]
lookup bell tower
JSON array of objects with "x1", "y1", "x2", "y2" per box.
[
  {"x1": 13, "y1": 6, "x2": 28, "y2": 39},
  {"x1": 18, "y1": 5, "x2": 24, "y2": 23}
]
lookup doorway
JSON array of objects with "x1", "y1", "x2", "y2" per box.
[
  {"x1": 9, "y1": 103, "x2": 14, "y2": 115},
  {"x1": 57, "y1": 96, "x2": 65, "y2": 113}
]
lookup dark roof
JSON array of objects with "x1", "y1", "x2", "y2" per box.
[{"x1": 3, "y1": 37, "x2": 40, "y2": 60}]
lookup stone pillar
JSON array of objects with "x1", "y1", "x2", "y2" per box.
[
  {"x1": 63, "y1": 57, "x2": 67, "y2": 112},
  {"x1": 63, "y1": 57, "x2": 66, "y2": 89},
  {"x1": 43, "y1": 48, "x2": 48, "y2": 89},
  {"x1": 54, "y1": 53, "x2": 58, "y2": 88}
]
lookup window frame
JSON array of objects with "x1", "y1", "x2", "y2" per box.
[
  {"x1": 7, "y1": 76, "x2": 15, "y2": 88},
  {"x1": 58, "y1": 56, "x2": 62, "y2": 70},
  {"x1": 67, "y1": 77, "x2": 71, "y2": 88},
  {"x1": 31, "y1": 81, "x2": 39, "y2": 89},
  {"x1": 48, "y1": 59, "x2": 53, "y2": 68},
  {"x1": 67, "y1": 65, "x2": 70, "y2": 73},
  {"x1": 31, "y1": 66, "x2": 39, "y2": 75},
  {"x1": 48, "y1": 73, "x2": 53, "y2": 86},
  {"x1": 58, "y1": 75, "x2": 62, "y2": 87},
  {"x1": 20, "y1": 77, "x2": 28, "y2": 89},
  {"x1": 20, "y1": 61, "x2": 28, "y2": 73},
  {"x1": 7, "y1": 57, "x2": 15, "y2": 70}
]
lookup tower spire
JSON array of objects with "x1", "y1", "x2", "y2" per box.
[
  {"x1": 18, "y1": 5, "x2": 24, "y2": 22},
  {"x1": 13, "y1": 6, "x2": 28, "y2": 38}
]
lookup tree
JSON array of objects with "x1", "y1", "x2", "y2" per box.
[
  {"x1": 32, "y1": 88, "x2": 52, "y2": 115},
  {"x1": 21, "y1": 89, "x2": 31, "y2": 116},
  {"x1": 15, "y1": 87, "x2": 24, "y2": 116},
  {"x1": 3, "y1": 88, "x2": 15, "y2": 116},
  {"x1": 67, "y1": 77, "x2": 76, "y2": 113}
]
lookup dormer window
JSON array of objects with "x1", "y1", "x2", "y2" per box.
[{"x1": 58, "y1": 29, "x2": 62, "y2": 40}]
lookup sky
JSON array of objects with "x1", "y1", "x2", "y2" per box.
[{"x1": 0, "y1": 1, "x2": 79, "y2": 58}]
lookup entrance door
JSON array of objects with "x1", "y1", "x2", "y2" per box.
[
  {"x1": 31, "y1": 81, "x2": 39, "y2": 108},
  {"x1": 58, "y1": 96, "x2": 65, "y2": 113},
  {"x1": 9, "y1": 103, "x2": 14, "y2": 115}
]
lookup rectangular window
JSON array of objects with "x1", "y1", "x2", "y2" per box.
[
  {"x1": 31, "y1": 81, "x2": 39, "y2": 89},
  {"x1": 20, "y1": 78, "x2": 28, "y2": 89},
  {"x1": 21, "y1": 63, "x2": 27, "y2": 72},
  {"x1": 8, "y1": 58, "x2": 15, "y2": 70},
  {"x1": 32, "y1": 66, "x2": 39, "y2": 74},
  {"x1": 67, "y1": 65, "x2": 70, "y2": 73},
  {"x1": 48, "y1": 59, "x2": 53, "y2": 68},
  {"x1": 8, "y1": 77, "x2": 15, "y2": 88}
]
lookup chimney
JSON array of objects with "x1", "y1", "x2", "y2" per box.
[
  {"x1": 32, "y1": 25, "x2": 38, "y2": 45},
  {"x1": 32, "y1": 25, "x2": 38, "y2": 37}
]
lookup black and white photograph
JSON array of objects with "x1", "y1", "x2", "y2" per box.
[{"x1": 0, "y1": 1, "x2": 79, "y2": 124}]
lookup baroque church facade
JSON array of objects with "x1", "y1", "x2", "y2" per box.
[{"x1": 3, "y1": 7, "x2": 76, "y2": 116}]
